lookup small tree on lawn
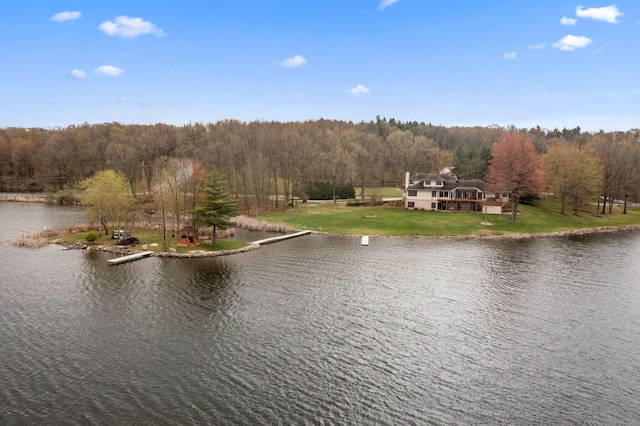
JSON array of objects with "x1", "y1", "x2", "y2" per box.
[
  {"x1": 191, "y1": 168, "x2": 240, "y2": 246},
  {"x1": 79, "y1": 169, "x2": 132, "y2": 236},
  {"x1": 543, "y1": 143, "x2": 603, "y2": 215},
  {"x1": 486, "y1": 132, "x2": 546, "y2": 222}
]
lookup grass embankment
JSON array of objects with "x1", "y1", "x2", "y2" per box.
[
  {"x1": 356, "y1": 186, "x2": 404, "y2": 199},
  {"x1": 12, "y1": 215, "x2": 287, "y2": 251},
  {"x1": 51, "y1": 229, "x2": 248, "y2": 253},
  {"x1": 257, "y1": 198, "x2": 640, "y2": 237}
]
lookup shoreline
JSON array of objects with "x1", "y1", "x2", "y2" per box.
[
  {"x1": 0, "y1": 193, "x2": 76, "y2": 204},
  {"x1": 85, "y1": 224, "x2": 640, "y2": 257},
  {"x1": 5, "y1": 197, "x2": 640, "y2": 253},
  {"x1": 83, "y1": 243, "x2": 261, "y2": 258},
  {"x1": 310, "y1": 223, "x2": 640, "y2": 241},
  {"x1": 11, "y1": 223, "x2": 640, "y2": 256}
]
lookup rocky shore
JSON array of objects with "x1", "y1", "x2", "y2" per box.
[
  {"x1": 327, "y1": 224, "x2": 640, "y2": 240},
  {"x1": 83, "y1": 243, "x2": 260, "y2": 258},
  {"x1": 465, "y1": 224, "x2": 640, "y2": 240}
]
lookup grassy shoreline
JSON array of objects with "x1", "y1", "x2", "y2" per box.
[
  {"x1": 8, "y1": 198, "x2": 640, "y2": 252},
  {"x1": 10, "y1": 225, "x2": 251, "y2": 254},
  {"x1": 256, "y1": 198, "x2": 640, "y2": 238}
]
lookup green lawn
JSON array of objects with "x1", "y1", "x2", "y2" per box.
[
  {"x1": 54, "y1": 198, "x2": 640, "y2": 249},
  {"x1": 355, "y1": 186, "x2": 404, "y2": 199},
  {"x1": 257, "y1": 198, "x2": 640, "y2": 237}
]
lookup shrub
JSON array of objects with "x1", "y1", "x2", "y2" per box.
[
  {"x1": 304, "y1": 180, "x2": 333, "y2": 200},
  {"x1": 56, "y1": 193, "x2": 80, "y2": 205},
  {"x1": 299, "y1": 180, "x2": 356, "y2": 200},
  {"x1": 337, "y1": 182, "x2": 356, "y2": 199},
  {"x1": 347, "y1": 197, "x2": 385, "y2": 207},
  {"x1": 85, "y1": 231, "x2": 100, "y2": 242}
]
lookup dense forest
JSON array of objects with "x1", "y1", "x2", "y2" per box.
[{"x1": 2, "y1": 117, "x2": 640, "y2": 217}]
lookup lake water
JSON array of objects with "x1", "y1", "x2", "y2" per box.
[{"x1": 1, "y1": 202, "x2": 639, "y2": 425}]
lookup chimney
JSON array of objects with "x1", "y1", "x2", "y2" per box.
[{"x1": 405, "y1": 172, "x2": 410, "y2": 189}]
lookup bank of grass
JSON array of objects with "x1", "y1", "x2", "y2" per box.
[
  {"x1": 53, "y1": 229, "x2": 248, "y2": 253},
  {"x1": 356, "y1": 186, "x2": 403, "y2": 199},
  {"x1": 257, "y1": 198, "x2": 640, "y2": 237}
]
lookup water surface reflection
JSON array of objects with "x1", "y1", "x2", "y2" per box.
[{"x1": 1, "y1": 203, "x2": 639, "y2": 424}]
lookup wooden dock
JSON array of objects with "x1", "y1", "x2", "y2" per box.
[
  {"x1": 252, "y1": 230, "x2": 311, "y2": 245},
  {"x1": 107, "y1": 251, "x2": 155, "y2": 265}
]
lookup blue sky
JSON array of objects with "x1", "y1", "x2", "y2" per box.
[{"x1": 2, "y1": 1, "x2": 639, "y2": 131}]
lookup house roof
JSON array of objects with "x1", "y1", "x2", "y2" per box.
[
  {"x1": 444, "y1": 179, "x2": 486, "y2": 191},
  {"x1": 407, "y1": 173, "x2": 487, "y2": 191},
  {"x1": 411, "y1": 173, "x2": 442, "y2": 181}
]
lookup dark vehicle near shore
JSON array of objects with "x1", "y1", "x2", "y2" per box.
[{"x1": 111, "y1": 230, "x2": 131, "y2": 240}]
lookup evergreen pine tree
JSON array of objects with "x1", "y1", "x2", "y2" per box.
[{"x1": 191, "y1": 168, "x2": 240, "y2": 246}]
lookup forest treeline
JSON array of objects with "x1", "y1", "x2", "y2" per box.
[{"x1": 1, "y1": 117, "x2": 640, "y2": 215}]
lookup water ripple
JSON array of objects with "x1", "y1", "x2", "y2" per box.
[{"x1": 2, "y1": 206, "x2": 640, "y2": 424}]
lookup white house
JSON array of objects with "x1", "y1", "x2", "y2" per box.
[{"x1": 403, "y1": 172, "x2": 509, "y2": 214}]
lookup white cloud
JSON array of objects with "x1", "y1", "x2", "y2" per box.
[
  {"x1": 561, "y1": 17, "x2": 577, "y2": 26},
  {"x1": 379, "y1": 0, "x2": 400, "y2": 11},
  {"x1": 94, "y1": 65, "x2": 124, "y2": 77},
  {"x1": 98, "y1": 16, "x2": 165, "y2": 38},
  {"x1": 552, "y1": 34, "x2": 592, "y2": 51},
  {"x1": 50, "y1": 11, "x2": 81, "y2": 23},
  {"x1": 521, "y1": 84, "x2": 545, "y2": 92},
  {"x1": 348, "y1": 84, "x2": 370, "y2": 95},
  {"x1": 278, "y1": 55, "x2": 307, "y2": 68},
  {"x1": 503, "y1": 52, "x2": 517, "y2": 60},
  {"x1": 529, "y1": 43, "x2": 546, "y2": 49},
  {"x1": 70, "y1": 69, "x2": 86, "y2": 79},
  {"x1": 118, "y1": 97, "x2": 144, "y2": 105},
  {"x1": 576, "y1": 5, "x2": 623, "y2": 24}
]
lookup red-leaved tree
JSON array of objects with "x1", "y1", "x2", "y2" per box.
[{"x1": 486, "y1": 132, "x2": 547, "y2": 221}]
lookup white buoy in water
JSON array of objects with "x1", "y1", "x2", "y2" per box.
[{"x1": 361, "y1": 235, "x2": 369, "y2": 246}]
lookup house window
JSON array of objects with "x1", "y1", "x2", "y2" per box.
[
  {"x1": 431, "y1": 203, "x2": 436, "y2": 209},
  {"x1": 408, "y1": 202, "x2": 415, "y2": 208},
  {"x1": 424, "y1": 180, "x2": 431, "y2": 186},
  {"x1": 436, "y1": 180, "x2": 442, "y2": 185},
  {"x1": 439, "y1": 191, "x2": 444, "y2": 197},
  {"x1": 432, "y1": 191, "x2": 437, "y2": 197},
  {"x1": 408, "y1": 190, "x2": 417, "y2": 197}
]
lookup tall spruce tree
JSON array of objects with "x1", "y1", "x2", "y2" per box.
[{"x1": 191, "y1": 168, "x2": 239, "y2": 246}]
